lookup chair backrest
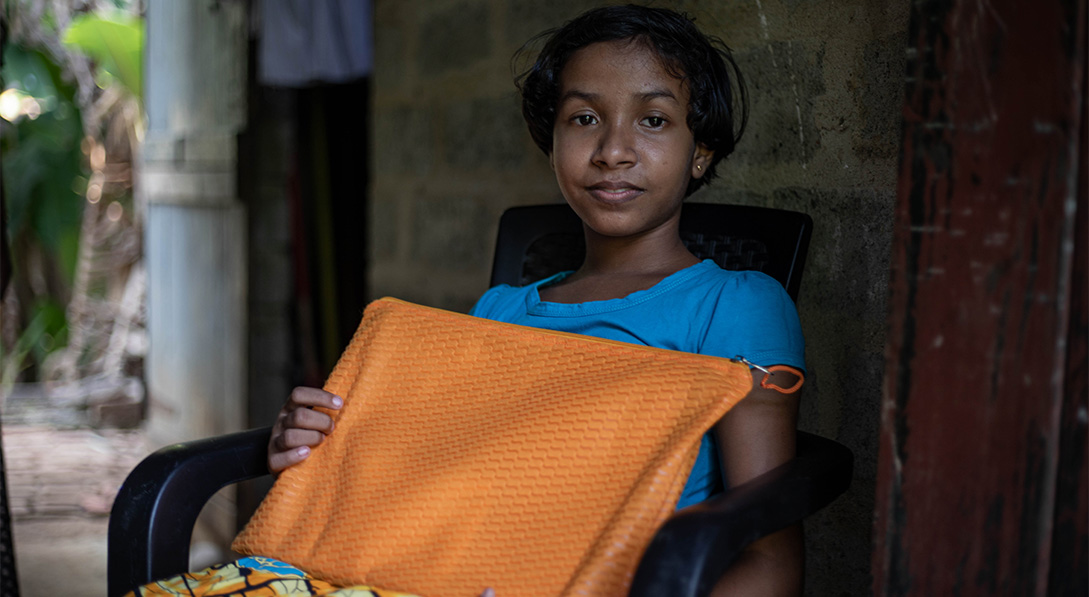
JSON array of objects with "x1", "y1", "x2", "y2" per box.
[{"x1": 489, "y1": 202, "x2": 813, "y2": 302}]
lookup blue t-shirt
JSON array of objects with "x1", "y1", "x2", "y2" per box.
[{"x1": 468, "y1": 259, "x2": 805, "y2": 508}]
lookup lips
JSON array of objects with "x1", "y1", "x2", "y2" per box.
[{"x1": 587, "y1": 181, "x2": 644, "y2": 203}]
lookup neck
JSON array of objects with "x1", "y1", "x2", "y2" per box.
[{"x1": 578, "y1": 221, "x2": 698, "y2": 277}]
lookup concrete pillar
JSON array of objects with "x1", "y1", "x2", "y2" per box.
[{"x1": 142, "y1": 0, "x2": 247, "y2": 449}]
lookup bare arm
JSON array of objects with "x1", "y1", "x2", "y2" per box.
[{"x1": 709, "y1": 368, "x2": 804, "y2": 596}]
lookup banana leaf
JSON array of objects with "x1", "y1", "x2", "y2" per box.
[{"x1": 62, "y1": 13, "x2": 143, "y2": 102}]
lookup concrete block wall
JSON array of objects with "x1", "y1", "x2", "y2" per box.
[{"x1": 370, "y1": 1, "x2": 910, "y2": 594}]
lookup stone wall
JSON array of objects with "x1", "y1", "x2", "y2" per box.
[{"x1": 369, "y1": 1, "x2": 910, "y2": 594}]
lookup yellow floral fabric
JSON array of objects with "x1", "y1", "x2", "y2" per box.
[{"x1": 129, "y1": 557, "x2": 422, "y2": 597}]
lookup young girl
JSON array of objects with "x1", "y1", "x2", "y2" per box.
[{"x1": 272, "y1": 5, "x2": 805, "y2": 595}]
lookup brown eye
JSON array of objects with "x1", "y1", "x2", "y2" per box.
[
  {"x1": 575, "y1": 114, "x2": 597, "y2": 126},
  {"x1": 643, "y1": 116, "x2": 666, "y2": 128}
]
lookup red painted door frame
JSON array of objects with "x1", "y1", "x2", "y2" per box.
[{"x1": 874, "y1": 0, "x2": 1087, "y2": 594}]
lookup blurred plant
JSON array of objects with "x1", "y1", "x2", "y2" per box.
[
  {"x1": 62, "y1": 11, "x2": 142, "y2": 102},
  {"x1": 1, "y1": 40, "x2": 86, "y2": 386},
  {"x1": 0, "y1": 298, "x2": 66, "y2": 387},
  {"x1": 2, "y1": 45, "x2": 85, "y2": 281},
  {"x1": 1, "y1": 0, "x2": 145, "y2": 394}
]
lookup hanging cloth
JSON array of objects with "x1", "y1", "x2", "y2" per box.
[{"x1": 258, "y1": 0, "x2": 373, "y2": 86}]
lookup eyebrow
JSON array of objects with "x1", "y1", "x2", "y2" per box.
[{"x1": 557, "y1": 88, "x2": 679, "y2": 105}]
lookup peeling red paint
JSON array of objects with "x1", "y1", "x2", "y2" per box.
[{"x1": 874, "y1": 0, "x2": 1087, "y2": 594}]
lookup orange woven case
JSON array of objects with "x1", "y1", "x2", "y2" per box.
[{"x1": 233, "y1": 297, "x2": 752, "y2": 596}]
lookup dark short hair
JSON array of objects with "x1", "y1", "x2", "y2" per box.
[{"x1": 515, "y1": 4, "x2": 748, "y2": 195}]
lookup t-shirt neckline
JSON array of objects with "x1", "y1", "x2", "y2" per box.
[{"x1": 525, "y1": 259, "x2": 718, "y2": 317}]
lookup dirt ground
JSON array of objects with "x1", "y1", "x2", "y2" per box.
[
  {"x1": 4, "y1": 426, "x2": 150, "y2": 597},
  {"x1": 10, "y1": 517, "x2": 112, "y2": 597}
]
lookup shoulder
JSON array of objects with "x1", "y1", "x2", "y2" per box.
[
  {"x1": 720, "y1": 269, "x2": 794, "y2": 305},
  {"x1": 468, "y1": 284, "x2": 524, "y2": 320},
  {"x1": 470, "y1": 270, "x2": 573, "y2": 320},
  {"x1": 687, "y1": 266, "x2": 805, "y2": 370},
  {"x1": 679, "y1": 263, "x2": 791, "y2": 306},
  {"x1": 693, "y1": 262, "x2": 781, "y2": 289},
  {"x1": 641, "y1": 262, "x2": 796, "y2": 328}
]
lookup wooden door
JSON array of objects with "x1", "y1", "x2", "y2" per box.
[{"x1": 874, "y1": 0, "x2": 1087, "y2": 594}]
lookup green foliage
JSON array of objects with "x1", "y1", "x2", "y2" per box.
[
  {"x1": 62, "y1": 12, "x2": 143, "y2": 102},
  {"x1": 26, "y1": 298, "x2": 68, "y2": 365},
  {"x1": 2, "y1": 44, "x2": 86, "y2": 281},
  {"x1": 0, "y1": 298, "x2": 68, "y2": 387},
  {"x1": 1, "y1": 7, "x2": 145, "y2": 382}
]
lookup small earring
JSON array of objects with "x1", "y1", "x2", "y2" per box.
[{"x1": 696, "y1": 165, "x2": 703, "y2": 171}]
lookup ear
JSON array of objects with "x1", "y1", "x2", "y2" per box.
[{"x1": 691, "y1": 143, "x2": 714, "y2": 179}]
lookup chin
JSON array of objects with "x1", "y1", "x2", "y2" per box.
[{"x1": 580, "y1": 215, "x2": 652, "y2": 240}]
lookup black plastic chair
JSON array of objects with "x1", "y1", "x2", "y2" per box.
[
  {"x1": 108, "y1": 202, "x2": 852, "y2": 597},
  {"x1": 490, "y1": 203, "x2": 810, "y2": 301}
]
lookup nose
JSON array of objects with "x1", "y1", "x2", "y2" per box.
[{"x1": 593, "y1": 122, "x2": 637, "y2": 169}]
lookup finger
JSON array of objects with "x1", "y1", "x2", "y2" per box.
[
  {"x1": 285, "y1": 407, "x2": 336, "y2": 434},
  {"x1": 288, "y1": 387, "x2": 344, "y2": 411},
  {"x1": 479, "y1": 588, "x2": 495, "y2": 597},
  {"x1": 274, "y1": 428, "x2": 326, "y2": 452},
  {"x1": 269, "y1": 445, "x2": 311, "y2": 473}
]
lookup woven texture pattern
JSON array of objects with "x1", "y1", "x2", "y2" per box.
[{"x1": 233, "y1": 298, "x2": 751, "y2": 596}]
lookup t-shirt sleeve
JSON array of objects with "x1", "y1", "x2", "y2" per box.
[
  {"x1": 468, "y1": 284, "x2": 508, "y2": 319},
  {"x1": 701, "y1": 271, "x2": 806, "y2": 373}
]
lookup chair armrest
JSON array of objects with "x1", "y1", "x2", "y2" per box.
[
  {"x1": 628, "y1": 431, "x2": 853, "y2": 597},
  {"x1": 107, "y1": 426, "x2": 273, "y2": 597}
]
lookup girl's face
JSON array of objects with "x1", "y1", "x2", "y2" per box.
[{"x1": 551, "y1": 40, "x2": 712, "y2": 240}]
